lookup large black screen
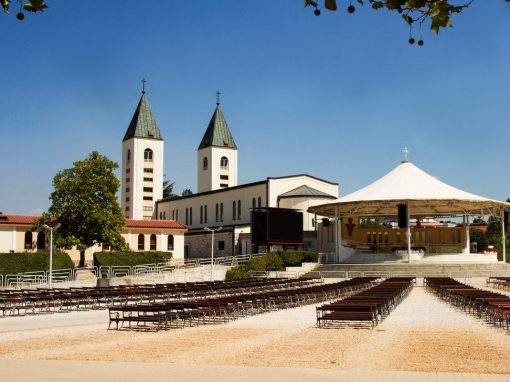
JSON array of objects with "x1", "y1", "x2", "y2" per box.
[{"x1": 251, "y1": 208, "x2": 303, "y2": 244}]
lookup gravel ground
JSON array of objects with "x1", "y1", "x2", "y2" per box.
[{"x1": 1, "y1": 286, "x2": 510, "y2": 373}]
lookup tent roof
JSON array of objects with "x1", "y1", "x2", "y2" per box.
[{"x1": 308, "y1": 161, "x2": 509, "y2": 218}]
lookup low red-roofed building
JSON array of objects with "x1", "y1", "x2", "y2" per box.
[{"x1": 0, "y1": 213, "x2": 186, "y2": 264}]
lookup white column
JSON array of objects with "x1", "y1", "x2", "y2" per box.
[
  {"x1": 160, "y1": 231, "x2": 165, "y2": 251},
  {"x1": 502, "y1": 210, "x2": 507, "y2": 263},
  {"x1": 334, "y1": 207, "x2": 339, "y2": 263},
  {"x1": 406, "y1": 202, "x2": 411, "y2": 263},
  {"x1": 464, "y1": 215, "x2": 470, "y2": 254},
  {"x1": 127, "y1": 230, "x2": 132, "y2": 250}
]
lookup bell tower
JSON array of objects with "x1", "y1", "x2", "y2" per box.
[
  {"x1": 121, "y1": 82, "x2": 164, "y2": 220},
  {"x1": 197, "y1": 93, "x2": 237, "y2": 193}
]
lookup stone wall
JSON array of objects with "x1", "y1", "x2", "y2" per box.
[{"x1": 185, "y1": 231, "x2": 234, "y2": 259}]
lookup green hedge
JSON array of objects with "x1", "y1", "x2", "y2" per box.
[
  {"x1": 94, "y1": 251, "x2": 172, "y2": 267},
  {"x1": 224, "y1": 250, "x2": 319, "y2": 281},
  {"x1": 0, "y1": 252, "x2": 75, "y2": 276}
]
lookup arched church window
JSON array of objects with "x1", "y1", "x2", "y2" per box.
[
  {"x1": 138, "y1": 234, "x2": 145, "y2": 250},
  {"x1": 127, "y1": 150, "x2": 131, "y2": 162},
  {"x1": 203, "y1": 157, "x2": 208, "y2": 170},
  {"x1": 252, "y1": 198, "x2": 256, "y2": 210},
  {"x1": 37, "y1": 232, "x2": 46, "y2": 250},
  {"x1": 167, "y1": 235, "x2": 174, "y2": 251},
  {"x1": 233, "y1": 201, "x2": 236, "y2": 220},
  {"x1": 220, "y1": 156, "x2": 228, "y2": 169},
  {"x1": 24, "y1": 231, "x2": 33, "y2": 249},
  {"x1": 257, "y1": 197, "x2": 262, "y2": 208},
  {"x1": 144, "y1": 149, "x2": 153, "y2": 162},
  {"x1": 150, "y1": 234, "x2": 157, "y2": 251}
]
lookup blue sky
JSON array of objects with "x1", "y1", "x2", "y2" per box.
[{"x1": 1, "y1": 1, "x2": 509, "y2": 215}]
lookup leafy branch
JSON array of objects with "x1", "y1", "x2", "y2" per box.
[
  {"x1": 1, "y1": 0, "x2": 47, "y2": 20},
  {"x1": 305, "y1": 0, "x2": 507, "y2": 44}
]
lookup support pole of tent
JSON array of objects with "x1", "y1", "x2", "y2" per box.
[
  {"x1": 406, "y1": 201, "x2": 411, "y2": 263},
  {"x1": 334, "y1": 207, "x2": 339, "y2": 263},
  {"x1": 464, "y1": 215, "x2": 470, "y2": 254},
  {"x1": 502, "y1": 209, "x2": 507, "y2": 263}
]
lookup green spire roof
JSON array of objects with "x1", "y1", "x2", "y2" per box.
[
  {"x1": 123, "y1": 93, "x2": 163, "y2": 142},
  {"x1": 278, "y1": 185, "x2": 336, "y2": 199},
  {"x1": 198, "y1": 104, "x2": 237, "y2": 150}
]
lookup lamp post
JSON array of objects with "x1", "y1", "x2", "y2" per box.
[
  {"x1": 42, "y1": 224, "x2": 60, "y2": 289},
  {"x1": 204, "y1": 226, "x2": 222, "y2": 281}
]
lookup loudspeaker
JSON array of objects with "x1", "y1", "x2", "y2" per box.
[
  {"x1": 322, "y1": 218, "x2": 330, "y2": 227},
  {"x1": 398, "y1": 204, "x2": 408, "y2": 228}
]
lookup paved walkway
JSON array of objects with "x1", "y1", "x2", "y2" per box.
[{"x1": 2, "y1": 359, "x2": 509, "y2": 382}]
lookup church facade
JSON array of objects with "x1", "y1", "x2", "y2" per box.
[{"x1": 126, "y1": 93, "x2": 339, "y2": 259}]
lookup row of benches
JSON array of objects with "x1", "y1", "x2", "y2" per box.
[
  {"x1": 316, "y1": 277, "x2": 415, "y2": 328},
  {"x1": 425, "y1": 277, "x2": 510, "y2": 330},
  {"x1": 486, "y1": 277, "x2": 510, "y2": 291},
  {"x1": 108, "y1": 277, "x2": 380, "y2": 331},
  {"x1": 0, "y1": 278, "x2": 319, "y2": 317}
]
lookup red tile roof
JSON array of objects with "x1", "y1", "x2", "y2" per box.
[
  {"x1": 0, "y1": 214, "x2": 186, "y2": 231},
  {"x1": 125, "y1": 219, "x2": 186, "y2": 230},
  {"x1": 0, "y1": 214, "x2": 39, "y2": 225}
]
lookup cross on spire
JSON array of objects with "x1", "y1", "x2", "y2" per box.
[
  {"x1": 141, "y1": 78, "x2": 147, "y2": 94},
  {"x1": 216, "y1": 91, "x2": 221, "y2": 106},
  {"x1": 402, "y1": 146, "x2": 410, "y2": 162}
]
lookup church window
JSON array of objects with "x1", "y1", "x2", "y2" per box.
[
  {"x1": 144, "y1": 149, "x2": 153, "y2": 162},
  {"x1": 127, "y1": 150, "x2": 131, "y2": 162},
  {"x1": 185, "y1": 208, "x2": 189, "y2": 225},
  {"x1": 218, "y1": 240, "x2": 225, "y2": 251},
  {"x1": 220, "y1": 203, "x2": 224, "y2": 222},
  {"x1": 126, "y1": 187, "x2": 130, "y2": 193},
  {"x1": 238, "y1": 200, "x2": 241, "y2": 220},
  {"x1": 150, "y1": 234, "x2": 157, "y2": 251},
  {"x1": 252, "y1": 198, "x2": 256, "y2": 210},
  {"x1": 159, "y1": 212, "x2": 163, "y2": 219},
  {"x1": 163, "y1": 211, "x2": 166, "y2": 219},
  {"x1": 24, "y1": 231, "x2": 33, "y2": 250},
  {"x1": 203, "y1": 157, "x2": 208, "y2": 170},
  {"x1": 190, "y1": 207, "x2": 193, "y2": 225},
  {"x1": 220, "y1": 156, "x2": 228, "y2": 169},
  {"x1": 233, "y1": 201, "x2": 236, "y2": 220},
  {"x1": 143, "y1": 187, "x2": 153, "y2": 192},
  {"x1": 257, "y1": 197, "x2": 262, "y2": 208},
  {"x1": 37, "y1": 232, "x2": 46, "y2": 250},
  {"x1": 204, "y1": 205, "x2": 208, "y2": 223},
  {"x1": 167, "y1": 235, "x2": 174, "y2": 251},
  {"x1": 215, "y1": 204, "x2": 219, "y2": 222},
  {"x1": 144, "y1": 168, "x2": 153, "y2": 173},
  {"x1": 143, "y1": 196, "x2": 153, "y2": 201},
  {"x1": 220, "y1": 175, "x2": 228, "y2": 180},
  {"x1": 200, "y1": 206, "x2": 203, "y2": 224},
  {"x1": 143, "y1": 177, "x2": 153, "y2": 182},
  {"x1": 138, "y1": 234, "x2": 145, "y2": 250}
]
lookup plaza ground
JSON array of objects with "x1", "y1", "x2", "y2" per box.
[{"x1": 1, "y1": 285, "x2": 510, "y2": 381}]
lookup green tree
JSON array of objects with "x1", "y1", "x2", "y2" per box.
[
  {"x1": 162, "y1": 179, "x2": 178, "y2": 199},
  {"x1": 181, "y1": 188, "x2": 193, "y2": 197},
  {"x1": 42, "y1": 151, "x2": 127, "y2": 267}
]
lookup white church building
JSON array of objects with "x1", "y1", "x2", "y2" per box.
[{"x1": 121, "y1": 91, "x2": 339, "y2": 259}]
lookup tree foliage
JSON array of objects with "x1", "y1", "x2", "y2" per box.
[
  {"x1": 162, "y1": 179, "x2": 178, "y2": 199},
  {"x1": 40, "y1": 151, "x2": 127, "y2": 266},
  {"x1": 306, "y1": 0, "x2": 510, "y2": 43},
  {"x1": 2, "y1": 0, "x2": 47, "y2": 20},
  {"x1": 181, "y1": 188, "x2": 193, "y2": 197}
]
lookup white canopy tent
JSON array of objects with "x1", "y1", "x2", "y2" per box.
[{"x1": 308, "y1": 161, "x2": 510, "y2": 262}]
